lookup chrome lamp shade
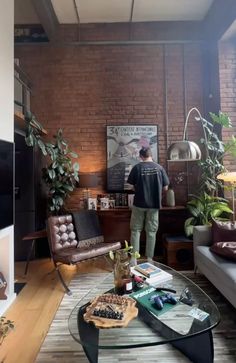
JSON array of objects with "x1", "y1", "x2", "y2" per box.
[
  {"x1": 167, "y1": 140, "x2": 201, "y2": 161},
  {"x1": 167, "y1": 107, "x2": 205, "y2": 162}
]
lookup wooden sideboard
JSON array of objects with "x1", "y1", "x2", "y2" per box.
[{"x1": 97, "y1": 206, "x2": 188, "y2": 257}]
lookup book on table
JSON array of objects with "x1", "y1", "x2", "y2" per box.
[
  {"x1": 134, "y1": 262, "x2": 162, "y2": 278},
  {"x1": 131, "y1": 265, "x2": 173, "y2": 286},
  {"x1": 131, "y1": 286, "x2": 196, "y2": 333},
  {"x1": 130, "y1": 286, "x2": 177, "y2": 317}
]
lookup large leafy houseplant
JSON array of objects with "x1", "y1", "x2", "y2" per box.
[
  {"x1": 184, "y1": 111, "x2": 236, "y2": 237},
  {"x1": 25, "y1": 111, "x2": 79, "y2": 214},
  {"x1": 198, "y1": 111, "x2": 236, "y2": 195},
  {"x1": 41, "y1": 129, "x2": 79, "y2": 213},
  {"x1": 184, "y1": 193, "x2": 232, "y2": 237}
]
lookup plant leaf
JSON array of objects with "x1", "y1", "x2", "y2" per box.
[{"x1": 109, "y1": 251, "x2": 114, "y2": 260}]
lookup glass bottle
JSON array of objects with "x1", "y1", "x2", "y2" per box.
[{"x1": 114, "y1": 250, "x2": 132, "y2": 295}]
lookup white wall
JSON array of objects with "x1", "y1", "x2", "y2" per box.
[
  {"x1": 0, "y1": 0, "x2": 14, "y2": 141},
  {"x1": 0, "y1": 0, "x2": 15, "y2": 315}
]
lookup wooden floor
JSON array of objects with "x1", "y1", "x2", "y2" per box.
[{"x1": 0, "y1": 258, "x2": 109, "y2": 363}]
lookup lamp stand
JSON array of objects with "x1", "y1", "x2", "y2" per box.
[
  {"x1": 183, "y1": 107, "x2": 209, "y2": 158},
  {"x1": 167, "y1": 107, "x2": 209, "y2": 162}
]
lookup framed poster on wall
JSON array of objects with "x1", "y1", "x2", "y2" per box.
[{"x1": 107, "y1": 125, "x2": 158, "y2": 192}]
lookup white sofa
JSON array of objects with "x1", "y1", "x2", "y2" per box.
[{"x1": 193, "y1": 225, "x2": 236, "y2": 309}]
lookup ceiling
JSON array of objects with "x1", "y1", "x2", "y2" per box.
[
  {"x1": 14, "y1": 0, "x2": 236, "y2": 43},
  {"x1": 15, "y1": 0, "x2": 214, "y2": 25}
]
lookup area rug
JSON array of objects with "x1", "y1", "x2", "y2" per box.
[{"x1": 36, "y1": 272, "x2": 236, "y2": 363}]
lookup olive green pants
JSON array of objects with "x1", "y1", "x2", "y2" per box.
[{"x1": 130, "y1": 205, "x2": 159, "y2": 258}]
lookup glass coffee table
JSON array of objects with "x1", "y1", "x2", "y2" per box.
[{"x1": 68, "y1": 261, "x2": 220, "y2": 363}]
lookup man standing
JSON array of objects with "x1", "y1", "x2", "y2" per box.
[{"x1": 127, "y1": 147, "x2": 169, "y2": 260}]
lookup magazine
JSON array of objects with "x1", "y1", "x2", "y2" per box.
[
  {"x1": 130, "y1": 286, "x2": 178, "y2": 318},
  {"x1": 134, "y1": 262, "x2": 162, "y2": 278}
]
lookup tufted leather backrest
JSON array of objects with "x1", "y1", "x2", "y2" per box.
[
  {"x1": 47, "y1": 215, "x2": 78, "y2": 253},
  {"x1": 72, "y1": 210, "x2": 104, "y2": 247}
]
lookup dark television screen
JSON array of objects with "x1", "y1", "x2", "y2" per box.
[{"x1": 0, "y1": 139, "x2": 14, "y2": 229}]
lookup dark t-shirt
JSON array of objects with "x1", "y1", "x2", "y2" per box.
[{"x1": 127, "y1": 161, "x2": 169, "y2": 209}]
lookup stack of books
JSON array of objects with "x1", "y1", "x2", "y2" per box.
[{"x1": 131, "y1": 262, "x2": 173, "y2": 286}]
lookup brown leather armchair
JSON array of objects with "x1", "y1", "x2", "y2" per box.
[{"x1": 47, "y1": 211, "x2": 121, "y2": 295}]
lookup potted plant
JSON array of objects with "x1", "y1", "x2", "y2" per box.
[
  {"x1": 184, "y1": 111, "x2": 236, "y2": 237},
  {"x1": 25, "y1": 111, "x2": 79, "y2": 214},
  {"x1": 41, "y1": 129, "x2": 79, "y2": 214},
  {"x1": 184, "y1": 193, "x2": 232, "y2": 237},
  {"x1": 0, "y1": 316, "x2": 14, "y2": 345},
  {"x1": 109, "y1": 240, "x2": 140, "y2": 263},
  {"x1": 198, "y1": 111, "x2": 236, "y2": 195},
  {"x1": 109, "y1": 241, "x2": 140, "y2": 294}
]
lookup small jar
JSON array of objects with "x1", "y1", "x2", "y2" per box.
[{"x1": 123, "y1": 278, "x2": 133, "y2": 294}]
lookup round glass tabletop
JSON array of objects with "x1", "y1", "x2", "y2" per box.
[{"x1": 68, "y1": 261, "x2": 220, "y2": 350}]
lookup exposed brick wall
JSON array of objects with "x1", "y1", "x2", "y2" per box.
[
  {"x1": 219, "y1": 41, "x2": 236, "y2": 171},
  {"x1": 15, "y1": 30, "x2": 205, "y2": 209}
]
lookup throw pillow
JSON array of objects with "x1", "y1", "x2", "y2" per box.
[
  {"x1": 212, "y1": 219, "x2": 236, "y2": 244},
  {"x1": 210, "y1": 242, "x2": 236, "y2": 262}
]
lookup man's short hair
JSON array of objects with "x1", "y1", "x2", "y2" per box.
[{"x1": 139, "y1": 147, "x2": 152, "y2": 158}]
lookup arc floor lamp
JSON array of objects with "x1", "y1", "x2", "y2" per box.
[
  {"x1": 167, "y1": 107, "x2": 208, "y2": 161},
  {"x1": 167, "y1": 107, "x2": 236, "y2": 222}
]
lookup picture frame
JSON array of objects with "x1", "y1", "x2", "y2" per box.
[
  {"x1": 108, "y1": 199, "x2": 115, "y2": 209},
  {"x1": 100, "y1": 197, "x2": 109, "y2": 210},
  {"x1": 107, "y1": 125, "x2": 158, "y2": 192},
  {"x1": 87, "y1": 198, "x2": 97, "y2": 210}
]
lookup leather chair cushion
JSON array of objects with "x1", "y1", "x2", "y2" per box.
[
  {"x1": 53, "y1": 241, "x2": 121, "y2": 264},
  {"x1": 78, "y1": 235, "x2": 104, "y2": 248}
]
